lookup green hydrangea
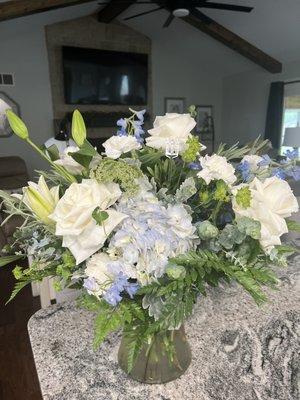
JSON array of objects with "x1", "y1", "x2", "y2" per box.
[
  {"x1": 182, "y1": 136, "x2": 201, "y2": 163},
  {"x1": 236, "y1": 186, "x2": 252, "y2": 209},
  {"x1": 197, "y1": 220, "x2": 219, "y2": 240},
  {"x1": 90, "y1": 158, "x2": 143, "y2": 196}
]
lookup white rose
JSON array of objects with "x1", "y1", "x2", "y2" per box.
[
  {"x1": 241, "y1": 155, "x2": 263, "y2": 171},
  {"x1": 54, "y1": 146, "x2": 84, "y2": 175},
  {"x1": 103, "y1": 135, "x2": 141, "y2": 159},
  {"x1": 233, "y1": 177, "x2": 299, "y2": 251},
  {"x1": 197, "y1": 154, "x2": 237, "y2": 186},
  {"x1": 50, "y1": 179, "x2": 127, "y2": 264},
  {"x1": 146, "y1": 113, "x2": 196, "y2": 152},
  {"x1": 85, "y1": 253, "x2": 113, "y2": 295}
]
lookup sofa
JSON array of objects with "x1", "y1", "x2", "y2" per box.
[{"x1": 0, "y1": 156, "x2": 29, "y2": 251}]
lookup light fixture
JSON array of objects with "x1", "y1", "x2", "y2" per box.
[{"x1": 173, "y1": 8, "x2": 190, "y2": 17}]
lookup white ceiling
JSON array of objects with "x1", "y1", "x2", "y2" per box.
[{"x1": 120, "y1": 0, "x2": 300, "y2": 74}]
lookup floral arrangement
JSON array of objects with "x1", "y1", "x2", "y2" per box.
[{"x1": 1, "y1": 107, "x2": 300, "y2": 380}]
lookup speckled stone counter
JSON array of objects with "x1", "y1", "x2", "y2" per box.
[{"x1": 28, "y1": 255, "x2": 300, "y2": 400}]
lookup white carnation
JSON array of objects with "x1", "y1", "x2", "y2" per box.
[
  {"x1": 197, "y1": 154, "x2": 237, "y2": 186},
  {"x1": 103, "y1": 135, "x2": 141, "y2": 159}
]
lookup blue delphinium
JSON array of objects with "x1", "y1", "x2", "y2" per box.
[
  {"x1": 103, "y1": 272, "x2": 140, "y2": 306},
  {"x1": 133, "y1": 120, "x2": 145, "y2": 144},
  {"x1": 258, "y1": 154, "x2": 271, "y2": 167},
  {"x1": 135, "y1": 109, "x2": 146, "y2": 122},
  {"x1": 236, "y1": 161, "x2": 251, "y2": 182},
  {"x1": 117, "y1": 118, "x2": 127, "y2": 136},
  {"x1": 286, "y1": 166, "x2": 300, "y2": 181},
  {"x1": 271, "y1": 168, "x2": 286, "y2": 180},
  {"x1": 188, "y1": 162, "x2": 202, "y2": 170},
  {"x1": 83, "y1": 277, "x2": 99, "y2": 292},
  {"x1": 285, "y1": 149, "x2": 298, "y2": 160}
]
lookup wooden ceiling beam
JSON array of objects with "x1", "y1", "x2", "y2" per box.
[
  {"x1": 97, "y1": 0, "x2": 136, "y2": 23},
  {"x1": 0, "y1": 0, "x2": 97, "y2": 22},
  {"x1": 181, "y1": 8, "x2": 282, "y2": 74}
]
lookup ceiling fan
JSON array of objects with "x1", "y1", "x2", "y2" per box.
[{"x1": 98, "y1": 1, "x2": 254, "y2": 28}]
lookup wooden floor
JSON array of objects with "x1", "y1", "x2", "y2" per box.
[{"x1": 0, "y1": 262, "x2": 42, "y2": 400}]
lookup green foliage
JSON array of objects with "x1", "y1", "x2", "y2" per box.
[
  {"x1": 0, "y1": 254, "x2": 25, "y2": 267},
  {"x1": 136, "y1": 147, "x2": 164, "y2": 169},
  {"x1": 237, "y1": 217, "x2": 261, "y2": 240},
  {"x1": 6, "y1": 281, "x2": 30, "y2": 304},
  {"x1": 217, "y1": 137, "x2": 271, "y2": 161},
  {"x1": 146, "y1": 157, "x2": 184, "y2": 193},
  {"x1": 286, "y1": 219, "x2": 300, "y2": 233},
  {"x1": 92, "y1": 208, "x2": 109, "y2": 225},
  {"x1": 90, "y1": 158, "x2": 142, "y2": 195},
  {"x1": 197, "y1": 220, "x2": 219, "y2": 240},
  {"x1": 219, "y1": 224, "x2": 246, "y2": 249},
  {"x1": 175, "y1": 177, "x2": 197, "y2": 203},
  {"x1": 235, "y1": 186, "x2": 252, "y2": 208}
]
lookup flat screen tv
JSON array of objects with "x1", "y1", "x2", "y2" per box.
[{"x1": 62, "y1": 46, "x2": 148, "y2": 106}]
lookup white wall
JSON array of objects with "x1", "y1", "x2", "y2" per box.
[
  {"x1": 0, "y1": 4, "x2": 232, "y2": 177},
  {"x1": 221, "y1": 58, "x2": 300, "y2": 145}
]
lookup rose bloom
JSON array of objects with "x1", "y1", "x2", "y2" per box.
[
  {"x1": 197, "y1": 154, "x2": 237, "y2": 186},
  {"x1": 103, "y1": 135, "x2": 141, "y2": 159},
  {"x1": 233, "y1": 177, "x2": 299, "y2": 251},
  {"x1": 84, "y1": 253, "x2": 114, "y2": 295},
  {"x1": 54, "y1": 146, "x2": 84, "y2": 175},
  {"x1": 146, "y1": 113, "x2": 196, "y2": 153},
  {"x1": 50, "y1": 179, "x2": 127, "y2": 264}
]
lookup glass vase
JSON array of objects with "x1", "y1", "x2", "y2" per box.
[{"x1": 118, "y1": 325, "x2": 191, "y2": 384}]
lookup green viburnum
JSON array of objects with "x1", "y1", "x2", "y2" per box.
[
  {"x1": 199, "y1": 189, "x2": 210, "y2": 203},
  {"x1": 235, "y1": 186, "x2": 252, "y2": 209},
  {"x1": 90, "y1": 158, "x2": 143, "y2": 195},
  {"x1": 197, "y1": 220, "x2": 219, "y2": 240},
  {"x1": 213, "y1": 180, "x2": 230, "y2": 202},
  {"x1": 12, "y1": 266, "x2": 24, "y2": 280},
  {"x1": 182, "y1": 136, "x2": 201, "y2": 163}
]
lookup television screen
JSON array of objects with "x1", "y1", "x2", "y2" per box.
[{"x1": 62, "y1": 46, "x2": 148, "y2": 105}]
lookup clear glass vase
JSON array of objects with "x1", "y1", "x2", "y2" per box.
[{"x1": 118, "y1": 325, "x2": 191, "y2": 384}]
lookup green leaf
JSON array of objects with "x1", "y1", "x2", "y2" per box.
[
  {"x1": 46, "y1": 144, "x2": 60, "y2": 161},
  {"x1": 276, "y1": 244, "x2": 300, "y2": 254},
  {"x1": 92, "y1": 208, "x2": 109, "y2": 225},
  {"x1": 70, "y1": 152, "x2": 92, "y2": 169},
  {"x1": 93, "y1": 304, "x2": 123, "y2": 349},
  {"x1": 72, "y1": 110, "x2": 86, "y2": 147},
  {"x1": 0, "y1": 254, "x2": 25, "y2": 267},
  {"x1": 6, "y1": 281, "x2": 29, "y2": 304},
  {"x1": 76, "y1": 139, "x2": 97, "y2": 156},
  {"x1": 286, "y1": 219, "x2": 300, "y2": 233}
]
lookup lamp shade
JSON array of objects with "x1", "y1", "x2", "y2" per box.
[{"x1": 283, "y1": 127, "x2": 300, "y2": 147}]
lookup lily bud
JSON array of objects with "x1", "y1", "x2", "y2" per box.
[
  {"x1": 72, "y1": 110, "x2": 86, "y2": 147},
  {"x1": 6, "y1": 110, "x2": 29, "y2": 139},
  {"x1": 15, "y1": 176, "x2": 59, "y2": 224}
]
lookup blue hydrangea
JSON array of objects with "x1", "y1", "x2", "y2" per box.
[
  {"x1": 236, "y1": 161, "x2": 251, "y2": 182},
  {"x1": 258, "y1": 154, "x2": 271, "y2": 167},
  {"x1": 83, "y1": 277, "x2": 98, "y2": 292}
]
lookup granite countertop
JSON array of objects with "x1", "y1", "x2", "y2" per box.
[{"x1": 28, "y1": 255, "x2": 300, "y2": 400}]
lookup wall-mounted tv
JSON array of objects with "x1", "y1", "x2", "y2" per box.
[{"x1": 62, "y1": 46, "x2": 148, "y2": 106}]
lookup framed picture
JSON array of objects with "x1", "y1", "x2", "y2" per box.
[
  {"x1": 195, "y1": 105, "x2": 213, "y2": 133},
  {"x1": 165, "y1": 97, "x2": 186, "y2": 114},
  {"x1": 0, "y1": 92, "x2": 20, "y2": 138}
]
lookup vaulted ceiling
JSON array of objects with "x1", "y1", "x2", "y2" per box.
[{"x1": 1, "y1": 0, "x2": 300, "y2": 75}]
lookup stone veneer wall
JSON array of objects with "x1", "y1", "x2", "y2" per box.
[{"x1": 45, "y1": 14, "x2": 152, "y2": 139}]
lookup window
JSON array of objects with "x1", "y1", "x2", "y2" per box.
[{"x1": 281, "y1": 83, "x2": 300, "y2": 155}]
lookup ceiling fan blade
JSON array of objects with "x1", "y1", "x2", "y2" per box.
[
  {"x1": 196, "y1": 2, "x2": 253, "y2": 13},
  {"x1": 163, "y1": 13, "x2": 175, "y2": 28},
  {"x1": 124, "y1": 6, "x2": 163, "y2": 21}
]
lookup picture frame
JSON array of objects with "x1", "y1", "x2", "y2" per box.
[
  {"x1": 165, "y1": 97, "x2": 186, "y2": 114},
  {"x1": 0, "y1": 92, "x2": 20, "y2": 138},
  {"x1": 195, "y1": 105, "x2": 213, "y2": 133}
]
